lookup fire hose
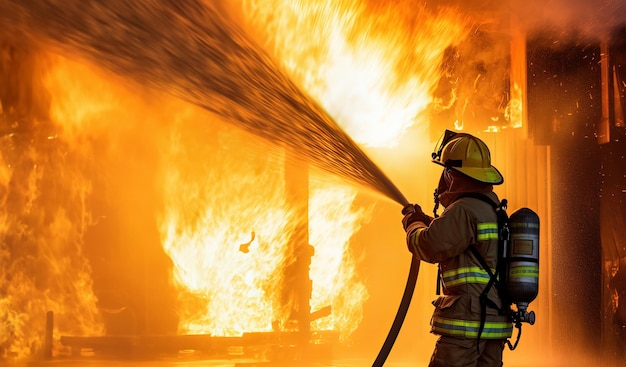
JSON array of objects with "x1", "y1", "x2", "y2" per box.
[
  {"x1": 371, "y1": 200, "x2": 420, "y2": 367},
  {"x1": 372, "y1": 255, "x2": 420, "y2": 367}
]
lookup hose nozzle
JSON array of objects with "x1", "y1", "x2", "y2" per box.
[{"x1": 402, "y1": 204, "x2": 418, "y2": 215}]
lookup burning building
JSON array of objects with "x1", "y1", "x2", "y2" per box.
[{"x1": 0, "y1": 0, "x2": 625, "y2": 366}]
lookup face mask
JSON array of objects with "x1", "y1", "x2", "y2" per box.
[
  {"x1": 444, "y1": 168, "x2": 454, "y2": 185},
  {"x1": 436, "y1": 169, "x2": 452, "y2": 196}
]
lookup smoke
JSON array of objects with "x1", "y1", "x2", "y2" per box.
[{"x1": 510, "y1": 0, "x2": 626, "y2": 40}]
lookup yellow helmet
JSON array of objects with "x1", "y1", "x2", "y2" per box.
[{"x1": 432, "y1": 131, "x2": 504, "y2": 185}]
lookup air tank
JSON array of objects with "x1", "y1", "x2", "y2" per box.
[{"x1": 507, "y1": 208, "x2": 540, "y2": 313}]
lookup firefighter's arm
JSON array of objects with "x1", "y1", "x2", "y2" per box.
[
  {"x1": 402, "y1": 204, "x2": 433, "y2": 229},
  {"x1": 404, "y1": 221, "x2": 427, "y2": 259},
  {"x1": 404, "y1": 203, "x2": 473, "y2": 263},
  {"x1": 401, "y1": 204, "x2": 433, "y2": 258}
]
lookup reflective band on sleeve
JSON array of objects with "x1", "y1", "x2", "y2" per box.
[
  {"x1": 477, "y1": 222, "x2": 499, "y2": 240},
  {"x1": 442, "y1": 266, "x2": 493, "y2": 287},
  {"x1": 407, "y1": 226, "x2": 428, "y2": 259},
  {"x1": 431, "y1": 317, "x2": 513, "y2": 339}
]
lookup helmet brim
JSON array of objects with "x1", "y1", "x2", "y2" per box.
[
  {"x1": 432, "y1": 160, "x2": 504, "y2": 185},
  {"x1": 456, "y1": 166, "x2": 504, "y2": 185}
]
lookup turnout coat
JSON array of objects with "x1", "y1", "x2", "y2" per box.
[{"x1": 405, "y1": 191, "x2": 513, "y2": 340}]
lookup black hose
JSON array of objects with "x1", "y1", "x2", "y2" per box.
[{"x1": 372, "y1": 255, "x2": 420, "y2": 367}]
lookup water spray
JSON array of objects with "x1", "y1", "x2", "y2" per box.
[{"x1": 0, "y1": 0, "x2": 405, "y2": 204}]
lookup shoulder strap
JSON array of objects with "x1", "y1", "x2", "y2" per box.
[{"x1": 454, "y1": 192, "x2": 500, "y2": 210}]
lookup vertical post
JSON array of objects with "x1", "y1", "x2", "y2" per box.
[
  {"x1": 44, "y1": 311, "x2": 53, "y2": 359},
  {"x1": 599, "y1": 41, "x2": 611, "y2": 144},
  {"x1": 283, "y1": 156, "x2": 312, "y2": 357}
]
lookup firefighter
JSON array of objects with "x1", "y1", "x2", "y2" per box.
[{"x1": 402, "y1": 132, "x2": 513, "y2": 367}]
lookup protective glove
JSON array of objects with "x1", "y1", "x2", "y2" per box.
[{"x1": 402, "y1": 204, "x2": 433, "y2": 231}]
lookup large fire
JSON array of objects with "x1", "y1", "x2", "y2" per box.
[
  {"x1": 0, "y1": 0, "x2": 477, "y2": 361},
  {"x1": 157, "y1": 0, "x2": 469, "y2": 341}
]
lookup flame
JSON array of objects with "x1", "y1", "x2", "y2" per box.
[
  {"x1": 157, "y1": 117, "x2": 372, "y2": 339},
  {"x1": 0, "y1": 54, "x2": 105, "y2": 360},
  {"x1": 507, "y1": 82, "x2": 524, "y2": 128},
  {"x1": 159, "y1": 121, "x2": 296, "y2": 335},
  {"x1": 242, "y1": 0, "x2": 470, "y2": 148},
  {"x1": 308, "y1": 184, "x2": 371, "y2": 338}
]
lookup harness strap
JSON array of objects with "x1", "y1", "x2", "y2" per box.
[
  {"x1": 436, "y1": 267, "x2": 441, "y2": 295},
  {"x1": 468, "y1": 246, "x2": 502, "y2": 353}
]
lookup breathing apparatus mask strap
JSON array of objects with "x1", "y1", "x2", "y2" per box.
[{"x1": 432, "y1": 168, "x2": 452, "y2": 218}]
